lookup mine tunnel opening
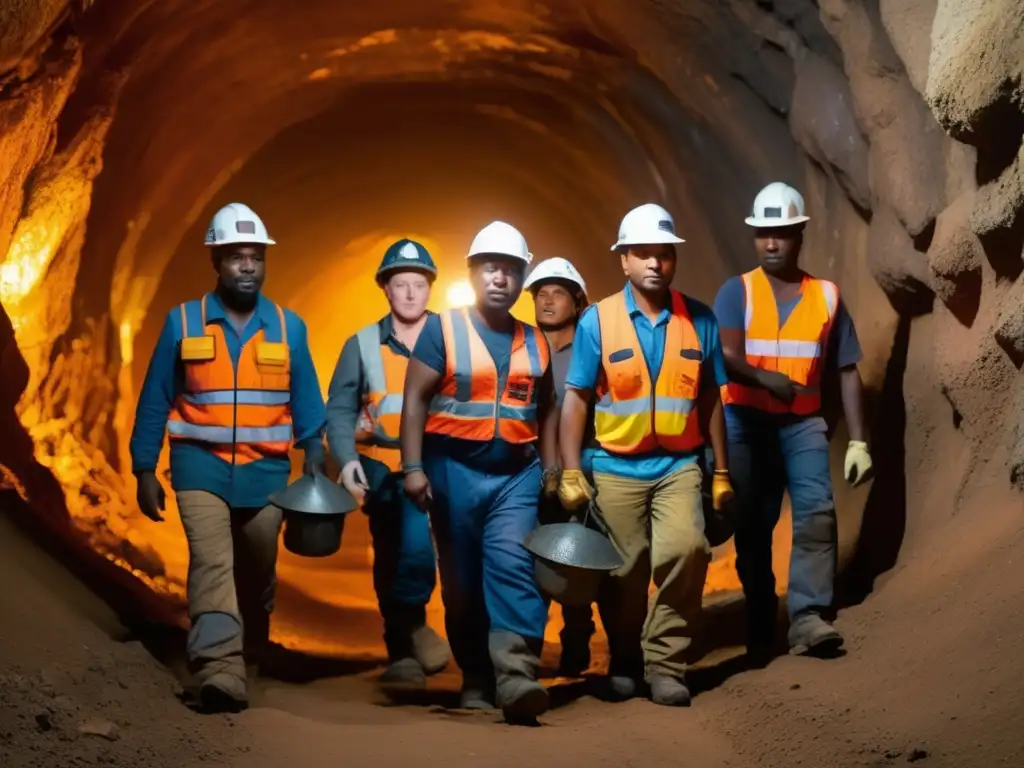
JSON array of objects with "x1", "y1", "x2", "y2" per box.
[
  {"x1": 55, "y1": 4, "x2": 825, "y2": 667},
  {"x1": 4, "y1": 0, "x2": 908, "y2": 670}
]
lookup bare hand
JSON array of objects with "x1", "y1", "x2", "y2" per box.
[
  {"x1": 340, "y1": 459, "x2": 369, "y2": 502},
  {"x1": 136, "y1": 471, "x2": 166, "y2": 522},
  {"x1": 759, "y1": 370, "x2": 797, "y2": 404},
  {"x1": 403, "y1": 470, "x2": 432, "y2": 511}
]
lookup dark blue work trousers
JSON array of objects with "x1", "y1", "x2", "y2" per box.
[
  {"x1": 423, "y1": 453, "x2": 548, "y2": 680},
  {"x1": 725, "y1": 408, "x2": 838, "y2": 639}
]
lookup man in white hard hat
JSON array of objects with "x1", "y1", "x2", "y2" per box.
[
  {"x1": 325, "y1": 239, "x2": 450, "y2": 688},
  {"x1": 400, "y1": 221, "x2": 559, "y2": 724},
  {"x1": 713, "y1": 181, "x2": 872, "y2": 663},
  {"x1": 558, "y1": 204, "x2": 734, "y2": 707},
  {"x1": 523, "y1": 256, "x2": 599, "y2": 677},
  {"x1": 130, "y1": 203, "x2": 327, "y2": 712}
]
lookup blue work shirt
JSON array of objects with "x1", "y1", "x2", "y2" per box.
[
  {"x1": 413, "y1": 309, "x2": 546, "y2": 474},
  {"x1": 713, "y1": 273, "x2": 863, "y2": 425},
  {"x1": 565, "y1": 283, "x2": 728, "y2": 481},
  {"x1": 130, "y1": 292, "x2": 326, "y2": 509}
]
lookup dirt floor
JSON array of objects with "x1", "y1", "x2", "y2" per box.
[{"x1": 2, "y1": 465, "x2": 1022, "y2": 768}]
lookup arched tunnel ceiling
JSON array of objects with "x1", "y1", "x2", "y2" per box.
[{"x1": 80, "y1": 0, "x2": 806, "y2": 340}]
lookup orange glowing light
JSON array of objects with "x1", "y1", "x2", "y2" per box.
[{"x1": 445, "y1": 280, "x2": 475, "y2": 307}]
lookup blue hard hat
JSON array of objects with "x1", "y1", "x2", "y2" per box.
[{"x1": 375, "y1": 239, "x2": 438, "y2": 285}]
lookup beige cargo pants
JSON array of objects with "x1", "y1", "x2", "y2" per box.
[
  {"x1": 177, "y1": 490, "x2": 283, "y2": 696},
  {"x1": 594, "y1": 463, "x2": 711, "y2": 680}
]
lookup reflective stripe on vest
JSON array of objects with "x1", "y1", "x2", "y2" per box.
[
  {"x1": 721, "y1": 268, "x2": 838, "y2": 415},
  {"x1": 594, "y1": 289, "x2": 704, "y2": 455},
  {"x1": 354, "y1": 322, "x2": 406, "y2": 449},
  {"x1": 167, "y1": 295, "x2": 294, "y2": 465},
  {"x1": 425, "y1": 308, "x2": 549, "y2": 443}
]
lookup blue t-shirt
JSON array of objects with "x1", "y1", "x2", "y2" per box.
[
  {"x1": 413, "y1": 310, "x2": 544, "y2": 473},
  {"x1": 713, "y1": 274, "x2": 863, "y2": 423},
  {"x1": 564, "y1": 283, "x2": 729, "y2": 481}
]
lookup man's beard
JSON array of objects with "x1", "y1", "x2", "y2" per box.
[{"x1": 219, "y1": 284, "x2": 259, "y2": 312}]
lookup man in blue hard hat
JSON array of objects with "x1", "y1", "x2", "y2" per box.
[{"x1": 326, "y1": 239, "x2": 450, "y2": 687}]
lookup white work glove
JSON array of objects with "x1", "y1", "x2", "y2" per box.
[
  {"x1": 339, "y1": 460, "x2": 369, "y2": 502},
  {"x1": 844, "y1": 440, "x2": 873, "y2": 487}
]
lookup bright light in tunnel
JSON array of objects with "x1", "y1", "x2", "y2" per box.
[{"x1": 446, "y1": 280, "x2": 475, "y2": 308}]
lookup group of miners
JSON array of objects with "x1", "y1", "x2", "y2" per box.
[{"x1": 130, "y1": 181, "x2": 874, "y2": 724}]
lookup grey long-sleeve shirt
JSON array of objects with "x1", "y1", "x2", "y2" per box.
[{"x1": 325, "y1": 312, "x2": 420, "y2": 468}]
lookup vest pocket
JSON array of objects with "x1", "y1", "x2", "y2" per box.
[{"x1": 181, "y1": 335, "x2": 216, "y2": 362}]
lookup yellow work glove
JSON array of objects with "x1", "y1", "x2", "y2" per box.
[
  {"x1": 541, "y1": 467, "x2": 561, "y2": 499},
  {"x1": 558, "y1": 468, "x2": 594, "y2": 511},
  {"x1": 845, "y1": 440, "x2": 873, "y2": 486},
  {"x1": 711, "y1": 469, "x2": 735, "y2": 511}
]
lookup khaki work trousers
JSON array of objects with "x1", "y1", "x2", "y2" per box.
[
  {"x1": 177, "y1": 490, "x2": 283, "y2": 688},
  {"x1": 594, "y1": 463, "x2": 711, "y2": 680}
]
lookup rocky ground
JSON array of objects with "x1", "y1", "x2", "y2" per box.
[{"x1": 2, "y1": 465, "x2": 1021, "y2": 768}]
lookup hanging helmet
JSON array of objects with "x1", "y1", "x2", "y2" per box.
[
  {"x1": 467, "y1": 221, "x2": 532, "y2": 264},
  {"x1": 745, "y1": 182, "x2": 810, "y2": 227},
  {"x1": 523, "y1": 257, "x2": 588, "y2": 299},
  {"x1": 375, "y1": 239, "x2": 438, "y2": 286},
  {"x1": 204, "y1": 203, "x2": 276, "y2": 247},
  {"x1": 610, "y1": 203, "x2": 685, "y2": 251}
]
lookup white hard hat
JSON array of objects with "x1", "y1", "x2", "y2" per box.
[
  {"x1": 204, "y1": 203, "x2": 276, "y2": 247},
  {"x1": 523, "y1": 257, "x2": 588, "y2": 298},
  {"x1": 610, "y1": 203, "x2": 685, "y2": 251},
  {"x1": 467, "y1": 221, "x2": 532, "y2": 264},
  {"x1": 745, "y1": 182, "x2": 810, "y2": 227}
]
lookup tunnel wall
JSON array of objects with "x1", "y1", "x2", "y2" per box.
[{"x1": 0, "y1": 0, "x2": 1021, "y2": 621}]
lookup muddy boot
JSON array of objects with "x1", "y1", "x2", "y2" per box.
[
  {"x1": 597, "y1": 650, "x2": 644, "y2": 701},
  {"x1": 199, "y1": 672, "x2": 249, "y2": 714},
  {"x1": 490, "y1": 630, "x2": 549, "y2": 724},
  {"x1": 648, "y1": 675, "x2": 692, "y2": 707},
  {"x1": 788, "y1": 613, "x2": 844, "y2": 657},
  {"x1": 379, "y1": 657, "x2": 427, "y2": 689},
  {"x1": 410, "y1": 624, "x2": 451, "y2": 675},
  {"x1": 459, "y1": 675, "x2": 496, "y2": 710}
]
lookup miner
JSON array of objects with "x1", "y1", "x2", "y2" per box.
[
  {"x1": 400, "y1": 221, "x2": 558, "y2": 724},
  {"x1": 558, "y1": 203, "x2": 734, "y2": 707},
  {"x1": 130, "y1": 202, "x2": 327, "y2": 712},
  {"x1": 713, "y1": 182, "x2": 872, "y2": 663},
  {"x1": 522, "y1": 256, "x2": 600, "y2": 677},
  {"x1": 325, "y1": 239, "x2": 451, "y2": 688}
]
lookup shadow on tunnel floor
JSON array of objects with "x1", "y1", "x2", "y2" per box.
[{"x1": 835, "y1": 315, "x2": 911, "y2": 609}]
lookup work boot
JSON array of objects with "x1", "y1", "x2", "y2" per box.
[
  {"x1": 410, "y1": 624, "x2": 451, "y2": 675},
  {"x1": 598, "y1": 674, "x2": 641, "y2": 701},
  {"x1": 788, "y1": 613, "x2": 844, "y2": 657},
  {"x1": 199, "y1": 672, "x2": 248, "y2": 714},
  {"x1": 648, "y1": 675, "x2": 692, "y2": 707},
  {"x1": 459, "y1": 675, "x2": 496, "y2": 710},
  {"x1": 379, "y1": 657, "x2": 427, "y2": 689},
  {"x1": 490, "y1": 630, "x2": 549, "y2": 724}
]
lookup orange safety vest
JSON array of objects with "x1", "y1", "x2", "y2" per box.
[
  {"x1": 167, "y1": 295, "x2": 293, "y2": 465},
  {"x1": 720, "y1": 267, "x2": 839, "y2": 415},
  {"x1": 426, "y1": 308, "x2": 550, "y2": 443},
  {"x1": 594, "y1": 288, "x2": 705, "y2": 455},
  {"x1": 353, "y1": 321, "x2": 407, "y2": 469}
]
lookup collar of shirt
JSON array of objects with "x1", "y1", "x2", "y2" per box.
[
  {"x1": 624, "y1": 282, "x2": 671, "y2": 327},
  {"x1": 203, "y1": 291, "x2": 279, "y2": 332},
  {"x1": 377, "y1": 310, "x2": 435, "y2": 353}
]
